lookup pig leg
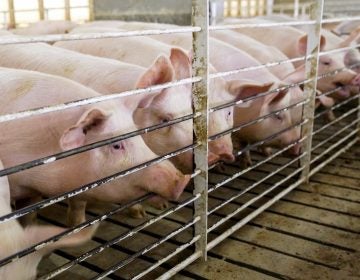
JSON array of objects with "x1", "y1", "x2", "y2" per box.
[
  {"x1": 146, "y1": 196, "x2": 169, "y2": 211},
  {"x1": 127, "y1": 204, "x2": 147, "y2": 219},
  {"x1": 16, "y1": 195, "x2": 42, "y2": 226},
  {"x1": 67, "y1": 198, "x2": 87, "y2": 226}
]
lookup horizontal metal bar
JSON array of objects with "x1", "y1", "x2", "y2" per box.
[
  {"x1": 312, "y1": 106, "x2": 359, "y2": 136},
  {"x1": 309, "y1": 137, "x2": 359, "y2": 177},
  {"x1": 209, "y1": 79, "x2": 312, "y2": 113},
  {"x1": 311, "y1": 119, "x2": 359, "y2": 152},
  {"x1": 39, "y1": 194, "x2": 200, "y2": 279},
  {"x1": 0, "y1": 143, "x2": 198, "y2": 224},
  {"x1": 131, "y1": 235, "x2": 201, "y2": 280},
  {"x1": 156, "y1": 251, "x2": 202, "y2": 280},
  {"x1": 314, "y1": 93, "x2": 360, "y2": 120},
  {"x1": 92, "y1": 216, "x2": 201, "y2": 280},
  {"x1": 210, "y1": 20, "x2": 317, "y2": 31},
  {"x1": 208, "y1": 137, "x2": 307, "y2": 215},
  {"x1": 207, "y1": 174, "x2": 306, "y2": 251},
  {"x1": 0, "y1": 193, "x2": 152, "y2": 269},
  {"x1": 0, "y1": 77, "x2": 201, "y2": 124},
  {"x1": 0, "y1": 112, "x2": 199, "y2": 178},
  {"x1": 311, "y1": 129, "x2": 358, "y2": 164},
  {"x1": 0, "y1": 27, "x2": 202, "y2": 45},
  {"x1": 210, "y1": 99, "x2": 309, "y2": 143},
  {"x1": 315, "y1": 86, "x2": 342, "y2": 99},
  {"x1": 322, "y1": 16, "x2": 360, "y2": 24},
  {"x1": 319, "y1": 44, "x2": 360, "y2": 57},
  {"x1": 235, "y1": 119, "x2": 308, "y2": 157},
  {"x1": 209, "y1": 57, "x2": 309, "y2": 79},
  {"x1": 208, "y1": 155, "x2": 306, "y2": 233}
]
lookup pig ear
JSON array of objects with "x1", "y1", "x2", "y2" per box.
[
  {"x1": 169, "y1": 48, "x2": 192, "y2": 80},
  {"x1": 136, "y1": 55, "x2": 174, "y2": 89},
  {"x1": 25, "y1": 224, "x2": 98, "y2": 256},
  {"x1": 339, "y1": 27, "x2": 360, "y2": 48},
  {"x1": 60, "y1": 108, "x2": 110, "y2": 150},
  {"x1": 227, "y1": 79, "x2": 274, "y2": 101},
  {"x1": 267, "y1": 88, "x2": 289, "y2": 105},
  {"x1": 298, "y1": 34, "x2": 326, "y2": 55}
]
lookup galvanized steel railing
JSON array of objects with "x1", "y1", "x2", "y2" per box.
[{"x1": 0, "y1": 0, "x2": 359, "y2": 279}]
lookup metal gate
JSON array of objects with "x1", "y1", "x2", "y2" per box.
[{"x1": 0, "y1": 0, "x2": 359, "y2": 279}]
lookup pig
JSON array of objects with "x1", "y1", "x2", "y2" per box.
[
  {"x1": 0, "y1": 41, "x2": 195, "y2": 174},
  {"x1": 210, "y1": 29, "x2": 336, "y2": 122},
  {"x1": 99, "y1": 22, "x2": 300, "y2": 158},
  {"x1": 0, "y1": 67, "x2": 189, "y2": 225},
  {"x1": 54, "y1": 28, "x2": 241, "y2": 165},
  {"x1": 333, "y1": 20, "x2": 360, "y2": 36},
  {"x1": 234, "y1": 25, "x2": 360, "y2": 101},
  {"x1": 12, "y1": 20, "x2": 78, "y2": 35},
  {"x1": 209, "y1": 38, "x2": 302, "y2": 159},
  {"x1": 0, "y1": 159, "x2": 98, "y2": 279}
]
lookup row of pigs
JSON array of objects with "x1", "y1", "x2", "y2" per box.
[{"x1": 1, "y1": 16, "x2": 360, "y2": 279}]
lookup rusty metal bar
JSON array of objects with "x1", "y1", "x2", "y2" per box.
[
  {"x1": 299, "y1": 0, "x2": 324, "y2": 183},
  {"x1": 192, "y1": 0, "x2": 209, "y2": 262},
  {"x1": 64, "y1": 0, "x2": 71, "y2": 20},
  {"x1": 7, "y1": 0, "x2": 15, "y2": 28},
  {"x1": 38, "y1": 0, "x2": 45, "y2": 20},
  {"x1": 88, "y1": 0, "x2": 94, "y2": 21}
]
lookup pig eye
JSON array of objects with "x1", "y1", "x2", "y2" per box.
[
  {"x1": 274, "y1": 114, "x2": 283, "y2": 121},
  {"x1": 112, "y1": 142, "x2": 125, "y2": 151},
  {"x1": 322, "y1": 60, "x2": 331, "y2": 66}
]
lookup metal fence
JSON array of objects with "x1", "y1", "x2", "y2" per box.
[{"x1": 0, "y1": 0, "x2": 359, "y2": 279}]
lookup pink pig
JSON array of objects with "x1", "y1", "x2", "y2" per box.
[
  {"x1": 0, "y1": 159, "x2": 98, "y2": 279},
  {"x1": 0, "y1": 68, "x2": 189, "y2": 225}
]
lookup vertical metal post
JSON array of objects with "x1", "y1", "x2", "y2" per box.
[
  {"x1": 237, "y1": 0, "x2": 242, "y2": 17},
  {"x1": 247, "y1": 0, "x2": 251, "y2": 17},
  {"x1": 300, "y1": 0, "x2": 324, "y2": 183},
  {"x1": 7, "y1": 0, "x2": 15, "y2": 29},
  {"x1": 255, "y1": 0, "x2": 260, "y2": 16},
  {"x1": 266, "y1": 0, "x2": 273, "y2": 15},
  {"x1": 192, "y1": 0, "x2": 209, "y2": 261},
  {"x1": 88, "y1": 0, "x2": 95, "y2": 21},
  {"x1": 294, "y1": 0, "x2": 299, "y2": 18},
  {"x1": 38, "y1": 0, "x2": 45, "y2": 20},
  {"x1": 64, "y1": 0, "x2": 71, "y2": 20}
]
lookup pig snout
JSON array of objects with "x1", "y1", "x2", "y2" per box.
[
  {"x1": 351, "y1": 73, "x2": 360, "y2": 86},
  {"x1": 209, "y1": 139, "x2": 235, "y2": 164},
  {"x1": 287, "y1": 143, "x2": 302, "y2": 156},
  {"x1": 147, "y1": 163, "x2": 190, "y2": 201},
  {"x1": 171, "y1": 151, "x2": 194, "y2": 175},
  {"x1": 208, "y1": 152, "x2": 220, "y2": 165}
]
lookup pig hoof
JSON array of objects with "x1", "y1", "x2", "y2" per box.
[
  {"x1": 147, "y1": 197, "x2": 169, "y2": 210},
  {"x1": 128, "y1": 204, "x2": 147, "y2": 219},
  {"x1": 213, "y1": 163, "x2": 226, "y2": 173}
]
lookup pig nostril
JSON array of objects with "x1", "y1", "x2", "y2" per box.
[
  {"x1": 220, "y1": 153, "x2": 235, "y2": 163},
  {"x1": 335, "y1": 82, "x2": 345, "y2": 88}
]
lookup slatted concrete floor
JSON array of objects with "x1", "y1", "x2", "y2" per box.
[
  {"x1": 36, "y1": 104, "x2": 360, "y2": 280},
  {"x1": 176, "y1": 143, "x2": 360, "y2": 280}
]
